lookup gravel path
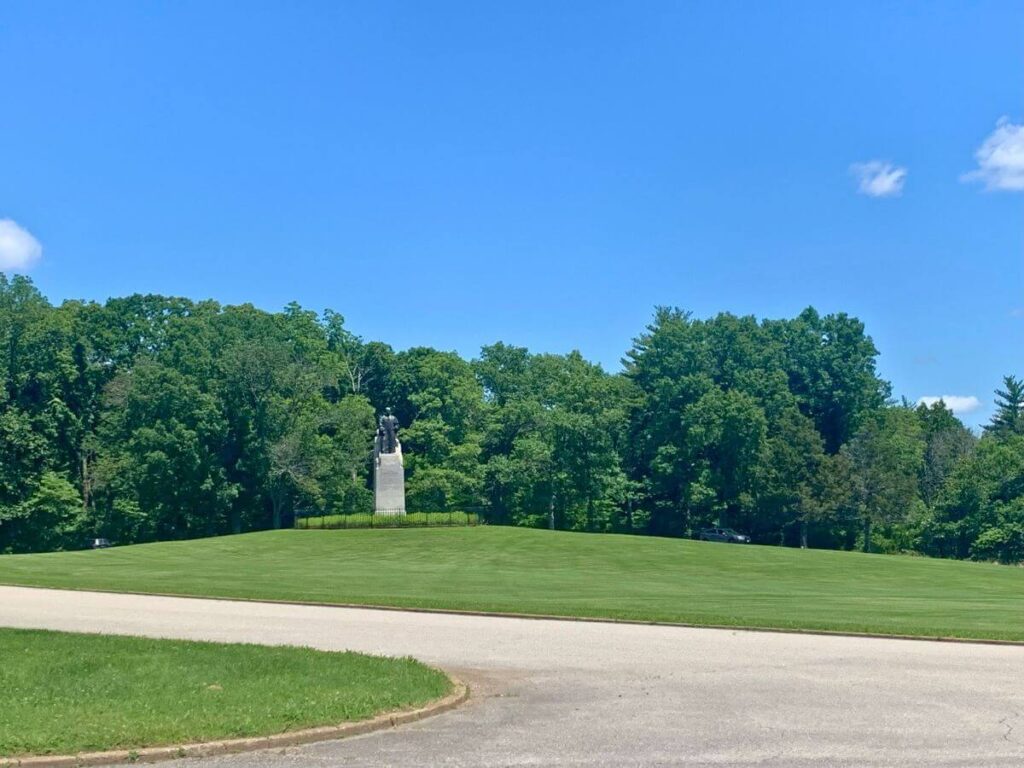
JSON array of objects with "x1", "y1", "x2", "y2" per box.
[{"x1": 2, "y1": 585, "x2": 1022, "y2": 767}]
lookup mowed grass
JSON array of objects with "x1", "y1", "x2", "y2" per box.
[
  {"x1": 0, "y1": 628, "x2": 450, "y2": 758},
  {"x1": 1, "y1": 527, "x2": 1023, "y2": 641}
]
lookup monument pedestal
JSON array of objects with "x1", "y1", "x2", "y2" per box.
[{"x1": 374, "y1": 443, "x2": 406, "y2": 516}]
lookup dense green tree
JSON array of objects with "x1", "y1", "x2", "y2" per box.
[
  {"x1": 3, "y1": 273, "x2": 1022, "y2": 563},
  {"x1": 911, "y1": 384, "x2": 1024, "y2": 561},
  {"x1": 759, "y1": 407, "x2": 827, "y2": 547},
  {"x1": 475, "y1": 347, "x2": 630, "y2": 531},
  {"x1": 679, "y1": 387, "x2": 768, "y2": 531},
  {"x1": 93, "y1": 362, "x2": 237, "y2": 541},
  {"x1": 987, "y1": 375, "x2": 1024, "y2": 436},
  {"x1": 923, "y1": 432, "x2": 1024, "y2": 561},
  {"x1": 916, "y1": 401, "x2": 976, "y2": 506},
  {"x1": 842, "y1": 408, "x2": 924, "y2": 552},
  {"x1": 766, "y1": 308, "x2": 890, "y2": 453},
  {"x1": 386, "y1": 348, "x2": 485, "y2": 512},
  {"x1": 319, "y1": 395, "x2": 377, "y2": 514},
  {"x1": 0, "y1": 471, "x2": 83, "y2": 553},
  {"x1": 623, "y1": 307, "x2": 889, "y2": 541}
]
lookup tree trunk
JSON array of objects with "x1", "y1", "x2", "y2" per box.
[
  {"x1": 271, "y1": 491, "x2": 283, "y2": 530},
  {"x1": 862, "y1": 517, "x2": 872, "y2": 553},
  {"x1": 800, "y1": 519, "x2": 808, "y2": 549},
  {"x1": 80, "y1": 453, "x2": 90, "y2": 513}
]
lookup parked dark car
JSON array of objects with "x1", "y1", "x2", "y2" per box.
[
  {"x1": 87, "y1": 538, "x2": 112, "y2": 549},
  {"x1": 697, "y1": 527, "x2": 750, "y2": 544}
]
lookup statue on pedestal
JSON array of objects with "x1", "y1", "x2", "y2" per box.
[
  {"x1": 377, "y1": 407, "x2": 400, "y2": 455},
  {"x1": 374, "y1": 407, "x2": 406, "y2": 515}
]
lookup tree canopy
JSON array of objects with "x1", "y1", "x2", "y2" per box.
[{"x1": 1, "y1": 273, "x2": 1021, "y2": 562}]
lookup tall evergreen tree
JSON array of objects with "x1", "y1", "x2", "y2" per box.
[{"x1": 987, "y1": 375, "x2": 1024, "y2": 436}]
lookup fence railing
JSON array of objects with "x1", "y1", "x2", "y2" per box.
[{"x1": 295, "y1": 511, "x2": 480, "y2": 530}]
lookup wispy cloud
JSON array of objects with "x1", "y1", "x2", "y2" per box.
[
  {"x1": 0, "y1": 219, "x2": 42, "y2": 272},
  {"x1": 850, "y1": 160, "x2": 907, "y2": 197},
  {"x1": 961, "y1": 117, "x2": 1024, "y2": 191},
  {"x1": 917, "y1": 395, "x2": 982, "y2": 415}
]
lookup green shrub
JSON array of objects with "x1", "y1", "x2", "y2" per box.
[{"x1": 971, "y1": 523, "x2": 1024, "y2": 564}]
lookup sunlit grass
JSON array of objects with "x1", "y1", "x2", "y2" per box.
[
  {"x1": 2, "y1": 527, "x2": 1023, "y2": 641},
  {"x1": 0, "y1": 628, "x2": 450, "y2": 758}
]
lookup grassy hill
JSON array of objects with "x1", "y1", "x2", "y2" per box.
[{"x1": 1, "y1": 527, "x2": 1022, "y2": 641}]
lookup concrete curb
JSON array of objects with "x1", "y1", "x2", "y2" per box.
[
  {"x1": 0, "y1": 680, "x2": 468, "y2": 768},
  {"x1": 2, "y1": 582, "x2": 1023, "y2": 648}
]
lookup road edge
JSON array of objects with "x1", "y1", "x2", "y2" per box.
[
  {"x1": 0, "y1": 679, "x2": 468, "y2": 768},
  {"x1": 2, "y1": 582, "x2": 1023, "y2": 647}
]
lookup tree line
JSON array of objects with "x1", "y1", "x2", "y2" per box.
[{"x1": 2, "y1": 274, "x2": 1022, "y2": 561}]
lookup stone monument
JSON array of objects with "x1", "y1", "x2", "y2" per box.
[{"x1": 373, "y1": 407, "x2": 406, "y2": 515}]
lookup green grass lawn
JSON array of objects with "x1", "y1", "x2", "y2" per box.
[
  {"x1": 0, "y1": 628, "x2": 450, "y2": 758},
  {"x1": 1, "y1": 527, "x2": 1023, "y2": 641}
]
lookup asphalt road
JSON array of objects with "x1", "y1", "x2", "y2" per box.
[{"x1": 1, "y1": 586, "x2": 1022, "y2": 767}]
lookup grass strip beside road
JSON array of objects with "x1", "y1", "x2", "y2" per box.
[
  {"x1": 1, "y1": 527, "x2": 1023, "y2": 641},
  {"x1": 0, "y1": 628, "x2": 450, "y2": 758}
]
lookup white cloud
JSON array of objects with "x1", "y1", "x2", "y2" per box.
[
  {"x1": 0, "y1": 219, "x2": 42, "y2": 272},
  {"x1": 850, "y1": 160, "x2": 907, "y2": 197},
  {"x1": 961, "y1": 117, "x2": 1024, "y2": 191},
  {"x1": 917, "y1": 395, "x2": 982, "y2": 415}
]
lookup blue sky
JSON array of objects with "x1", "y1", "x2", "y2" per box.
[{"x1": 2, "y1": 1, "x2": 1021, "y2": 428}]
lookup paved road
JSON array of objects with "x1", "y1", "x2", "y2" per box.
[{"x1": 2, "y1": 586, "x2": 1022, "y2": 767}]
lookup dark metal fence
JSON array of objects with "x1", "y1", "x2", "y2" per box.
[{"x1": 295, "y1": 511, "x2": 480, "y2": 530}]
